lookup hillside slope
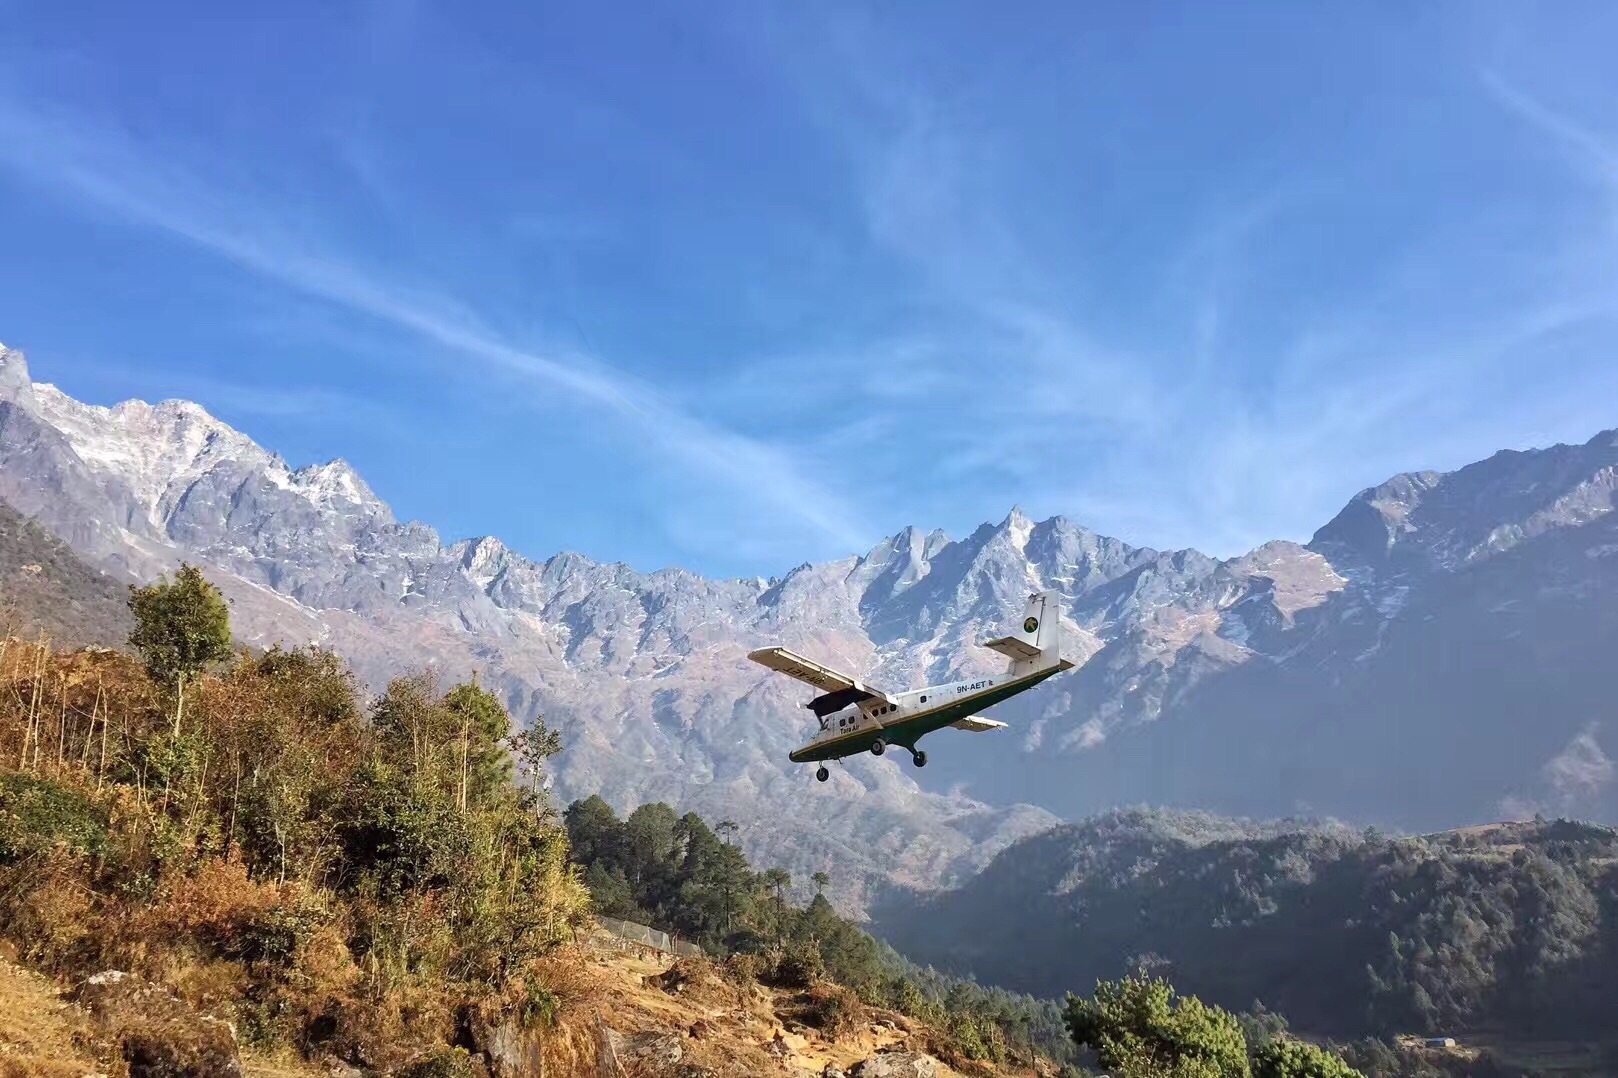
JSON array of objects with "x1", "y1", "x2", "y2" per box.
[
  {"x1": 0, "y1": 941, "x2": 1014, "y2": 1078},
  {"x1": 0, "y1": 497, "x2": 130, "y2": 648},
  {"x1": 874, "y1": 810, "x2": 1618, "y2": 1043}
]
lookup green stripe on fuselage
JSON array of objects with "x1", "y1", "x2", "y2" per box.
[{"x1": 788, "y1": 667, "x2": 1061, "y2": 763}]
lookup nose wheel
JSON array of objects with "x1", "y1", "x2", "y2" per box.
[
  {"x1": 911, "y1": 749, "x2": 927, "y2": 768},
  {"x1": 870, "y1": 738, "x2": 886, "y2": 756},
  {"x1": 815, "y1": 766, "x2": 829, "y2": 782}
]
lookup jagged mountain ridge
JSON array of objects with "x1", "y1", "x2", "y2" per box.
[
  {"x1": 911, "y1": 426, "x2": 1618, "y2": 827},
  {"x1": 1, "y1": 340, "x2": 1616, "y2": 898}
]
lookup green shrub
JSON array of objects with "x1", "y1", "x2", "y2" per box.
[
  {"x1": 802, "y1": 984, "x2": 865, "y2": 1040},
  {"x1": 721, "y1": 951, "x2": 764, "y2": 986},
  {"x1": 764, "y1": 940, "x2": 824, "y2": 988},
  {"x1": 0, "y1": 772, "x2": 107, "y2": 862},
  {"x1": 236, "y1": 894, "x2": 326, "y2": 967},
  {"x1": 1066, "y1": 974, "x2": 1251, "y2": 1078},
  {"x1": 1253, "y1": 1039, "x2": 1363, "y2": 1078},
  {"x1": 517, "y1": 981, "x2": 561, "y2": 1031}
]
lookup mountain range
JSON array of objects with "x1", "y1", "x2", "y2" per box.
[{"x1": 1, "y1": 339, "x2": 1614, "y2": 904}]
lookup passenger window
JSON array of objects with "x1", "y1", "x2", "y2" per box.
[{"x1": 920, "y1": 696, "x2": 927, "y2": 703}]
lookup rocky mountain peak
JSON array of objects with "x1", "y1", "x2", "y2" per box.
[
  {"x1": 1000, "y1": 505, "x2": 1034, "y2": 547},
  {"x1": 0, "y1": 344, "x2": 34, "y2": 408},
  {"x1": 290, "y1": 458, "x2": 384, "y2": 514},
  {"x1": 1311, "y1": 434, "x2": 1618, "y2": 575},
  {"x1": 454, "y1": 535, "x2": 515, "y2": 587}
]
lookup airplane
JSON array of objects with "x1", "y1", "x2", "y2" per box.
[{"x1": 749, "y1": 591, "x2": 1076, "y2": 782}]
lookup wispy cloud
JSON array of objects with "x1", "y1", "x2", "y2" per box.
[
  {"x1": 1482, "y1": 71, "x2": 1618, "y2": 196},
  {"x1": 0, "y1": 92, "x2": 864, "y2": 556},
  {"x1": 741, "y1": 15, "x2": 1618, "y2": 556}
]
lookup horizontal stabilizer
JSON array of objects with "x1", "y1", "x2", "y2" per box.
[
  {"x1": 950, "y1": 715, "x2": 1008, "y2": 733},
  {"x1": 982, "y1": 635, "x2": 1042, "y2": 661}
]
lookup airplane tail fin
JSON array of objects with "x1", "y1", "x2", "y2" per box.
[{"x1": 984, "y1": 591, "x2": 1072, "y2": 676}]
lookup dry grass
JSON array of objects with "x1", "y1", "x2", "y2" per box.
[
  {"x1": 239, "y1": 1049, "x2": 331, "y2": 1078},
  {"x1": 0, "y1": 934, "x2": 983, "y2": 1078},
  {"x1": 788, "y1": 982, "x2": 868, "y2": 1042},
  {"x1": 569, "y1": 940, "x2": 980, "y2": 1078},
  {"x1": 0, "y1": 954, "x2": 102, "y2": 1076}
]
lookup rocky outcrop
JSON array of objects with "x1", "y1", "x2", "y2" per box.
[
  {"x1": 73, "y1": 970, "x2": 243, "y2": 1078},
  {"x1": 848, "y1": 1050, "x2": 939, "y2": 1078}
]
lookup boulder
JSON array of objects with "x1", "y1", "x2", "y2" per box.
[
  {"x1": 620, "y1": 1030, "x2": 685, "y2": 1068},
  {"x1": 74, "y1": 970, "x2": 243, "y2": 1078},
  {"x1": 478, "y1": 1018, "x2": 541, "y2": 1078},
  {"x1": 848, "y1": 1050, "x2": 938, "y2": 1078},
  {"x1": 597, "y1": 1027, "x2": 691, "y2": 1076}
]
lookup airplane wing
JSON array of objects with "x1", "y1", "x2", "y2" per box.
[
  {"x1": 982, "y1": 635, "x2": 1042, "y2": 661},
  {"x1": 748, "y1": 647, "x2": 897, "y2": 716},
  {"x1": 950, "y1": 715, "x2": 1009, "y2": 732},
  {"x1": 749, "y1": 647, "x2": 869, "y2": 693}
]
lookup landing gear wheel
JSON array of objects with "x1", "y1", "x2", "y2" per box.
[
  {"x1": 815, "y1": 766, "x2": 830, "y2": 782},
  {"x1": 911, "y1": 749, "x2": 927, "y2": 768},
  {"x1": 870, "y1": 739, "x2": 886, "y2": 757}
]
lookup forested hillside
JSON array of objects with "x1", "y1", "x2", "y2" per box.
[
  {"x1": 562, "y1": 792, "x2": 1076, "y2": 1066},
  {"x1": 0, "y1": 565, "x2": 596, "y2": 1072},
  {"x1": 0, "y1": 562, "x2": 1088, "y2": 1074},
  {"x1": 876, "y1": 809, "x2": 1618, "y2": 1045}
]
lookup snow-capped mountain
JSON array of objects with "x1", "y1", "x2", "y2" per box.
[{"x1": 2, "y1": 340, "x2": 1616, "y2": 901}]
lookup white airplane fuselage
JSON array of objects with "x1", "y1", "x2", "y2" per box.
[
  {"x1": 776, "y1": 591, "x2": 1076, "y2": 770},
  {"x1": 786, "y1": 662, "x2": 1068, "y2": 763}
]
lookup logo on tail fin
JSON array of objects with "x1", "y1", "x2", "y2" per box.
[{"x1": 1024, "y1": 617, "x2": 1039, "y2": 634}]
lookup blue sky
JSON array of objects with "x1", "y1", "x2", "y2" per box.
[{"x1": 1, "y1": 2, "x2": 1616, "y2": 578}]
